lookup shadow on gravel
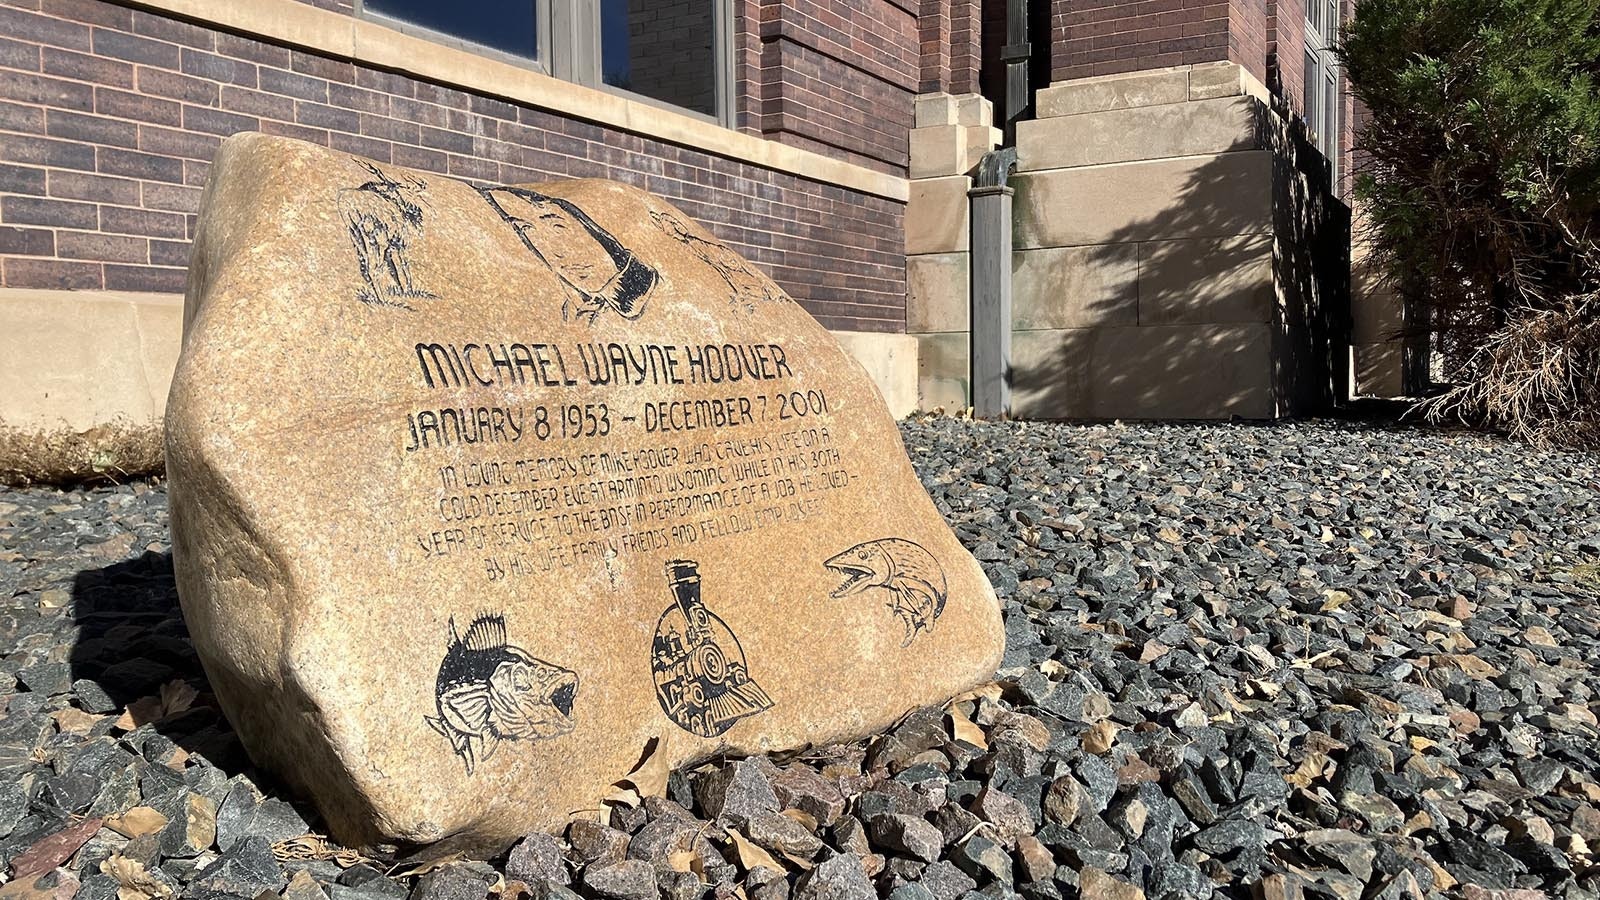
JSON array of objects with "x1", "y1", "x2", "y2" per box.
[{"x1": 67, "y1": 551, "x2": 256, "y2": 780}]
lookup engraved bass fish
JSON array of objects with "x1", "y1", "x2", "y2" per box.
[
  {"x1": 824, "y1": 538, "x2": 949, "y2": 645},
  {"x1": 425, "y1": 614, "x2": 578, "y2": 774}
]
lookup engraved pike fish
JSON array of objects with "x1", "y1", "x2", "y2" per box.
[
  {"x1": 426, "y1": 614, "x2": 578, "y2": 774},
  {"x1": 824, "y1": 539, "x2": 949, "y2": 645}
]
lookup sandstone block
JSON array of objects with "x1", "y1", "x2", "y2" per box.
[
  {"x1": 829, "y1": 331, "x2": 919, "y2": 418},
  {"x1": 1088, "y1": 323, "x2": 1276, "y2": 419},
  {"x1": 0, "y1": 289, "x2": 181, "y2": 484},
  {"x1": 913, "y1": 93, "x2": 992, "y2": 128},
  {"x1": 1010, "y1": 324, "x2": 1275, "y2": 420},
  {"x1": 1016, "y1": 97, "x2": 1264, "y2": 172},
  {"x1": 913, "y1": 333, "x2": 969, "y2": 413},
  {"x1": 1035, "y1": 68, "x2": 1190, "y2": 118},
  {"x1": 1136, "y1": 234, "x2": 1273, "y2": 325},
  {"x1": 909, "y1": 125, "x2": 995, "y2": 179},
  {"x1": 1354, "y1": 342, "x2": 1409, "y2": 398},
  {"x1": 1188, "y1": 61, "x2": 1272, "y2": 104},
  {"x1": 905, "y1": 177, "x2": 971, "y2": 256},
  {"x1": 1010, "y1": 329, "x2": 1092, "y2": 420},
  {"x1": 906, "y1": 253, "x2": 969, "y2": 334},
  {"x1": 1012, "y1": 152, "x2": 1273, "y2": 249},
  {"x1": 166, "y1": 134, "x2": 1003, "y2": 852},
  {"x1": 1011, "y1": 245, "x2": 1138, "y2": 330},
  {"x1": 952, "y1": 94, "x2": 993, "y2": 127},
  {"x1": 914, "y1": 94, "x2": 959, "y2": 128},
  {"x1": 910, "y1": 126, "x2": 972, "y2": 178}
]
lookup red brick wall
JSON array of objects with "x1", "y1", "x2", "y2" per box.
[
  {"x1": 918, "y1": 0, "x2": 952, "y2": 93},
  {"x1": 917, "y1": 0, "x2": 981, "y2": 95},
  {"x1": 1049, "y1": 0, "x2": 1266, "y2": 85},
  {"x1": 1229, "y1": 0, "x2": 1267, "y2": 85},
  {"x1": 750, "y1": 0, "x2": 922, "y2": 173},
  {"x1": 0, "y1": 0, "x2": 909, "y2": 333},
  {"x1": 758, "y1": 39, "x2": 915, "y2": 170},
  {"x1": 949, "y1": 0, "x2": 981, "y2": 93},
  {"x1": 1266, "y1": 0, "x2": 1307, "y2": 112},
  {"x1": 1050, "y1": 0, "x2": 1230, "y2": 80}
]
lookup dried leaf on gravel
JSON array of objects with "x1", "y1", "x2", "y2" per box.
[
  {"x1": 48, "y1": 708, "x2": 101, "y2": 737},
  {"x1": 666, "y1": 850, "x2": 700, "y2": 875},
  {"x1": 723, "y1": 826, "x2": 783, "y2": 873},
  {"x1": 618, "y1": 736, "x2": 671, "y2": 798},
  {"x1": 1286, "y1": 751, "x2": 1329, "y2": 788},
  {"x1": 1290, "y1": 649, "x2": 1337, "y2": 669},
  {"x1": 8, "y1": 816, "x2": 103, "y2": 881},
  {"x1": 598, "y1": 784, "x2": 642, "y2": 811},
  {"x1": 0, "y1": 870, "x2": 81, "y2": 900},
  {"x1": 113, "y1": 680, "x2": 197, "y2": 730},
  {"x1": 1431, "y1": 653, "x2": 1504, "y2": 678},
  {"x1": 491, "y1": 879, "x2": 531, "y2": 900},
  {"x1": 388, "y1": 853, "x2": 464, "y2": 879},
  {"x1": 947, "y1": 705, "x2": 987, "y2": 750},
  {"x1": 949, "y1": 682, "x2": 1003, "y2": 704},
  {"x1": 1038, "y1": 659, "x2": 1069, "y2": 677},
  {"x1": 106, "y1": 808, "x2": 168, "y2": 839},
  {"x1": 100, "y1": 854, "x2": 172, "y2": 900},
  {"x1": 779, "y1": 808, "x2": 818, "y2": 832},
  {"x1": 272, "y1": 834, "x2": 370, "y2": 868},
  {"x1": 599, "y1": 736, "x2": 670, "y2": 813}
]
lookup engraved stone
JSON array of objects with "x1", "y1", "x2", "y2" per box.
[{"x1": 166, "y1": 134, "x2": 1004, "y2": 852}]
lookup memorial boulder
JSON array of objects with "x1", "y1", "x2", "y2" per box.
[{"x1": 166, "y1": 133, "x2": 1004, "y2": 851}]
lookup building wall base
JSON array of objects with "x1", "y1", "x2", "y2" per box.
[
  {"x1": 906, "y1": 92, "x2": 999, "y2": 413},
  {"x1": 1001, "y1": 62, "x2": 1350, "y2": 421},
  {"x1": 0, "y1": 289, "x2": 181, "y2": 484}
]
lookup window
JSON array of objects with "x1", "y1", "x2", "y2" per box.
[
  {"x1": 1304, "y1": 0, "x2": 1342, "y2": 190},
  {"x1": 360, "y1": 0, "x2": 733, "y2": 124},
  {"x1": 363, "y1": 0, "x2": 543, "y2": 63},
  {"x1": 601, "y1": 0, "x2": 721, "y2": 117}
]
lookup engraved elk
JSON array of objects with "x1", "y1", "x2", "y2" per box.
[{"x1": 338, "y1": 160, "x2": 438, "y2": 309}]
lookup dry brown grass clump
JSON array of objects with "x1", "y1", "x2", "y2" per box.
[
  {"x1": 0, "y1": 419, "x2": 164, "y2": 486},
  {"x1": 1421, "y1": 289, "x2": 1600, "y2": 448}
]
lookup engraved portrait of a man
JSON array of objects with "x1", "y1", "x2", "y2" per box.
[{"x1": 479, "y1": 186, "x2": 660, "y2": 322}]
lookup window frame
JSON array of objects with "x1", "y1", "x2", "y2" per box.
[
  {"x1": 595, "y1": 0, "x2": 736, "y2": 126},
  {"x1": 356, "y1": 0, "x2": 553, "y2": 75},
  {"x1": 1303, "y1": 0, "x2": 1341, "y2": 190},
  {"x1": 356, "y1": 0, "x2": 736, "y2": 128}
]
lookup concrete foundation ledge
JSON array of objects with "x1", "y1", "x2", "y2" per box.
[
  {"x1": 1035, "y1": 62, "x2": 1272, "y2": 119},
  {"x1": 0, "y1": 288, "x2": 183, "y2": 485},
  {"x1": 832, "y1": 330, "x2": 920, "y2": 418}
]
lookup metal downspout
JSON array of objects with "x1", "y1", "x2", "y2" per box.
[
  {"x1": 969, "y1": 150, "x2": 1016, "y2": 419},
  {"x1": 968, "y1": 0, "x2": 1032, "y2": 419}
]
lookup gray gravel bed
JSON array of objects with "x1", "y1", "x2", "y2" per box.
[{"x1": 2, "y1": 418, "x2": 1598, "y2": 900}]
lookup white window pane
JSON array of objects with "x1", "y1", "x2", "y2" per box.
[
  {"x1": 366, "y1": 0, "x2": 539, "y2": 59},
  {"x1": 1304, "y1": 49, "x2": 1320, "y2": 136},
  {"x1": 1325, "y1": 74, "x2": 1339, "y2": 158},
  {"x1": 602, "y1": 0, "x2": 718, "y2": 117}
]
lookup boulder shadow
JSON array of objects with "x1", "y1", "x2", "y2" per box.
[{"x1": 67, "y1": 552, "x2": 312, "y2": 816}]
